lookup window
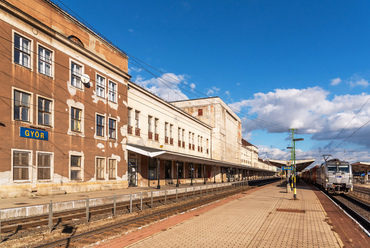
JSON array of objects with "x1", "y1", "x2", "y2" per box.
[
  {"x1": 70, "y1": 155, "x2": 82, "y2": 180},
  {"x1": 96, "y1": 158, "x2": 105, "y2": 180},
  {"x1": 148, "y1": 116, "x2": 153, "y2": 139},
  {"x1": 108, "y1": 80, "x2": 117, "y2": 102},
  {"x1": 155, "y1": 118, "x2": 159, "y2": 141},
  {"x1": 14, "y1": 90, "x2": 31, "y2": 122},
  {"x1": 189, "y1": 132, "x2": 192, "y2": 149},
  {"x1": 182, "y1": 129, "x2": 185, "y2": 148},
  {"x1": 109, "y1": 118, "x2": 116, "y2": 139},
  {"x1": 108, "y1": 159, "x2": 117, "y2": 180},
  {"x1": 198, "y1": 109, "x2": 203, "y2": 116},
  {"x1": 192, "y1": 133, "x2": 195, "y2": 150},
  {"x1": 14, "y1": 34, "x2": 31, "y2": 68},
  {"x1": 38, "y1": 46, "x2": 52, "y2": 76},
  {"x1": 71, "y1": 62, "x2": 82, "y2": 89},
  {"x1": 13, "y1": 150, "x2": 30, "y2": 181},
  {"x1": 96, "y1": 74, "x2": 105, "y2": 98},
  {"x1": 165, "y1": 122, "x2": 169, "y2": 143},
  {"x1": 198, "y1": 164, "x2": 202, "y2": 178},
  {"x1": 165, "y1": 160, "x2": 172, "y2": 179},
  {"x1": 38, "y1": 97, "x2": 52, "y2": 126},
  {"x1": 149, "y1": 158, "x2": 157, "y2": 180},
  {"x1": 37, "y1": 153, "x2": 51, "y2": 180},
  {"x1": 170, "y1": 124, "x2": 173, "y2": 145},
  {"x1": 128, "y1": 108, "x2": 133, "y2": 134},
  {"x1": 71, "y1": 107, "x2": 82, "y2": 132},
  {"x1": 178, "y1": 128, "x2": 181, "y2": 146},
  {"x1": 178, "y1": 162, "x2": 184, "y2": 179},
  {"x1": 96, "y1": 114, "x2": 105, "y2": 137},
  {"x1": 135, "y1": 110, "x2": 140, "y2": 136}
]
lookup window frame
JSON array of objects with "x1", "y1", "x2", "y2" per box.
[
  {"x1": 13, "y1": 88, "x2": 32, "y2": 123},
  {"x1": 95, "y1": 157, "x2": 106, "y2": 180},
  {"x1": 13, "y1": 31, "x2": 32, "y2": 69},
  {"x1": 69, "y1": 152, "x2": 84, "y2": 181},
  {"x1": 71, "y1": 107, "x2": 82, "y2": 132},
  {"x1": 108, "y1": 80, "x2": 117, "y2": 103},
  {"x1": 38, "y1": 44, "x2": 53, "y2": 77},
  {"x1": 148, "y1": 158, "x2": 157, "y2": 180},
  {"x1": 108, "y1": 118, "x2": 117, "y2": 140},
  {"x1": 37, "y1": 95, "x2": 53, "y2": 127},
  {"x1": 36, "y1": 151, "x2": 53, "y2": 181},
  {"x1": 70, "y1": 60, "x2": 84, "y2": 90},
  {"x1": 96, "y1": 74, "x2": 106, "y2": 98},
  {"x1": 96, "y1": 114, "x2": 105, "y2": 137},
  {"x1": 108, "y1": 158, "x2": 117, "y2": 180},
  {"x1": 12, "y1": 149, "x2": 32, "y2": 182}
]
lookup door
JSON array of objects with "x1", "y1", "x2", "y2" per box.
[{"x1": 128, "y1": 158, "x2": 138, "y2": 187}]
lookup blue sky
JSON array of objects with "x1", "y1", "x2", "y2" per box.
[{"x1": 58, "y1": 0, "x2": 370, "y2": 165}]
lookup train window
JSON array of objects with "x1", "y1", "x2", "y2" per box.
[
  {"x1": 327, "y1": 166, "x2": 337, "y2": 173},
  {"x1": 338, "y1": 165, "x2": 349, "y2": 173}
]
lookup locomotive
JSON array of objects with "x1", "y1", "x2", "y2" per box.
[{"x1": 302, "y1": 159, "x2": 353, "y2": 194}]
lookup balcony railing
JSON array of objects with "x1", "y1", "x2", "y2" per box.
[
  {"x1": 128, "y1": 125, "x2": 133, "y2": 135},
  {"x1": 148, "y1": 131, "x2": 153, "y2": 140},
  {"x1": 165, "y1": 136, "x2": 169, "y2": 144},
  {"x1": 155, "y1": 133, "x2": 159, "y2": 141}
]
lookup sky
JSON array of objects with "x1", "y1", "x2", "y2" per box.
[{"x1": 56, "y1": 0, "x2": 370, "y2": 166}]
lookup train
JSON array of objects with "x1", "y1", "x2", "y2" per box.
[{"x1": 301, "y1": 159, "x2": 353, "y2": 194}]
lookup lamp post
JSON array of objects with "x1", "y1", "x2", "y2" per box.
[
  {"x1": 287, "y1": 146, "x2": 293, "y2": 193},
  {"x1": 292, "y1": 138, "x2": 304, "y2": 200}
]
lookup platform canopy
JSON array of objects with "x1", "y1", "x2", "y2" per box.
[
  {"x1": 127, "y1": 143, "x2": 277, "y2": 173},
  {"x1": 351, "y1": 162, "x2": 370, "y2": 172},
  {"x1": 268, "y1": 159, "x2": 315, "y2": 172}
]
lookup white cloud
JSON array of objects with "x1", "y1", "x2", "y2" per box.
[
  {"x1": 229, "y1": 87, "x2": 370, "y2": 148},
  {"x1": 330, "y1": 77, "x2": 341, "y2": 86},
  {"x1": 349, "y1": 78, "x2": 369, "y2": 88},
  {"x1": 207, "y1": 86, "x2": 220, "y2": 96},
  {"x1": 225, "y1": 91, "x2": 230, "y2": 97},
  {"x1": 134, "y1": 73, "x2": 190, "y2": 102},
  {"x1": 190, "y1": 83, "x2": 196, "y2": 90}
]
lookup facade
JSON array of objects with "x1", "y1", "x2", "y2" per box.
[
  {"x1": 0, "y1": 0, "x2": 130, "y2": 197},
  {"x1": 241, "y1": 139, "x2": 259, "y2": 168},
  {"x1": 170, "y1": 97, "x2": 242, "y2": 164},
  {"x1": 127, "y1": 82, "x2": 220, "y2": 187}
]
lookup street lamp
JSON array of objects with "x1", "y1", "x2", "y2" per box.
[{"x1": 292, "y1": 138, "x2": 304, "y2": 200}]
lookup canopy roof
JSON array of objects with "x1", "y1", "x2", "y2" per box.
[
  {"x1": 127, "y1": 143, "x2": 277, "y2": 173},
  {"x1": 268, "y1": 159, "x2": 315, "y2": 172}
]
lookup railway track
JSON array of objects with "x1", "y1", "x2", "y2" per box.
[
  {"x1": 322, "y1": 189, "x2": 370, "y2": 235},
  {"x1": 0, "y1": 178, "x2": 279, "y2": 247}
]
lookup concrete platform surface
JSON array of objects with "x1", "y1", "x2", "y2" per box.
[{"x1": 100, "y1": 182, "x2": 344, "y2": 248}]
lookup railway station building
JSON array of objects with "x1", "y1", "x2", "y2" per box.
[
  {"x1": 0, "y1": 0, "x2": 277, "y2": 197},
  {"x1": 0, "y1": 0, "x2": 130, "y2": 197},
  {"x1": 127, "y1": 84, "x2": 278, "y2": 188}
]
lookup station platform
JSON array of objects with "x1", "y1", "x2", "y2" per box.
[{"x1": 97, "y1": 181, "x2": 368, "y2": 248}]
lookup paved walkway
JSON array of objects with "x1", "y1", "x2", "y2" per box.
[{"x1": 99, "y1": 181, "x2": 343, "y2": 248}]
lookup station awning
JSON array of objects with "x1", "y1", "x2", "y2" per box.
[
  {"x1": 351, "y1": 162, "x2": 370, "y2": 172},
  {"x1": 127, "y1": 143, "x2": 277, "y2": 173},
  {"x1": 268, "y1": 159, "x2": 315, "y2": 172}
]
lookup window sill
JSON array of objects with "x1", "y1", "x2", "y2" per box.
[
  {"x1": 13, "y1": 180, "x2": 31, "y2": 183},
  {"x1": 14, "y1": 62, "x2": 32, "y2": 71}
]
